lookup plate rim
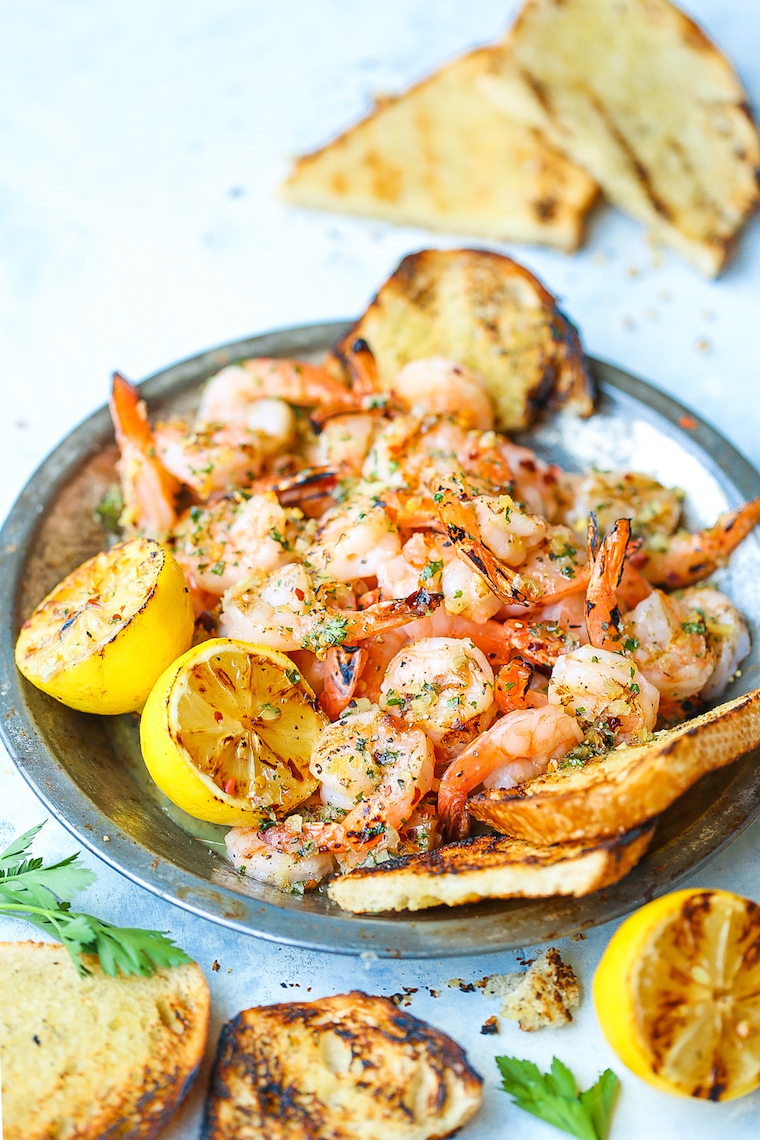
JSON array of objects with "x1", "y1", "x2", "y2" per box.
[{"x1": 2, "y1": 320, "x2": 759, "y2": 958}]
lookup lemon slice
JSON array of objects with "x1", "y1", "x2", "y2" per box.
[
  {"x1": 139, "y1": 638, "x2": 326, "y2": 825},
  {"x1": 15, "y1": 538, "x2": 194, "y2": 715},
  {"x1": 594, "y1": 888, "x2": 760, "y2": 1101}
]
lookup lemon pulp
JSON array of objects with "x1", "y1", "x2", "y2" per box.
[
  {"x1": 595, "y1": 888, "x2": 760, "y2": 1100},
  {"x1": 140, "y1": 639, "x2": 326, "y2": 825},
  {"x1": 15, "y1": 538, "x2": 194, "y2": 714}
]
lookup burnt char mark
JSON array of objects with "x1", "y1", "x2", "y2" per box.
[
  {"x1": 587, "y1": 91, "x2": 672, "y2": 221},
  {"x1": 534, "y1": 196, "x2": 558, "y2": 221}
]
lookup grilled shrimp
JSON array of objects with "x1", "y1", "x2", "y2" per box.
[
  {"x1": 437, "y1": 705, "x2": 583, "y2": 839},
  {"x1": 109, "y1": 372, "x2": 181, "y2": 540},
  {"x1": 198, "y1": 358, "x2": 356, "y2": 422},
  {"x1": 379, "y1": 636, "x2": 496, "y2": 757},
  {"x1": 626, "y1": 585, "x2": 750, "y2": 702},
  {"x1": 170, "y1": 490, "x2": 308, "y2": 599},
  {"x1": 309, "y1": 708, "x2": 435, "y2": 864},
  {"x1": 635, "y1": 497, "x2": 760, "y2": 587},
  {"x1": 220, "y1": 562, "x2": 440, "y2": 655},
  {"x1": 376, "y1": 531, "x2": 503, "y2": 624},
  {"x1": 153, "y1": 420, "x2": 263, "y2": 498},
  {"x1": 390, "y1": 357, "x2": 494, "y2": 431},
  {"x1": 304, "y1": 493, "x2": 401, "y2": 582},
  {"x1": 225, "y1": 826, "x2": 336, "y2": 890},
  {"x1": 565, "y1": 470, "x2": 684, "y2": 539}
]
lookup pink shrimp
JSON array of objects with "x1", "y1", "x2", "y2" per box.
[
  {"x1": 634, "y1": 497, "x2": 760, "y2": 587},
  {"x1": 109, "y1": 373, "x2": 180, "y2": 540},
  {"x1": 437, "y1": 705, "x2": 583, "y2": 839}
]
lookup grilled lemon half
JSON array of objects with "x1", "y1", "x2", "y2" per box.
[
  {"x1": 594, "y1": 888, "x2": 760, "y2": 1101},
  {"x1": 15, "y1": 538, "x2": 194, "y2": 715},
  {"x1": 139, "y1": 638, "x2": 326, "y2": 826}
]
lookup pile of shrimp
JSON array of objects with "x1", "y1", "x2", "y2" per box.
[{"x1": 108, "y1": 344, "x2": 760, "y2": 892}]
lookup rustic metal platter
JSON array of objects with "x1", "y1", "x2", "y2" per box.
[{"x1": 1, "y1": 320, "x2": 759, "y2": 958}]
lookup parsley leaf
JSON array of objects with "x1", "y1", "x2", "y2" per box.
[
  {"x1": 0, "y1": 824, "x2": 191, "y2": 979},
  {"x1": 496, "y1": 1055, "x2": 619, "y2": 1140}
]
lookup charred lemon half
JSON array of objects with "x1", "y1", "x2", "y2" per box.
[
  {"x1": 594, "y1": 888, "x2": 760, "y2": 1100},
  {"x1": 139, "y1": 638, "x2": 326, "y2": 825},
  {"x1": 15, "y1": 538, "x2": 193, "y2": 715}
]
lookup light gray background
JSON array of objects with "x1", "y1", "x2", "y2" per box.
[{"x1": 2, "y1": 1, "x2": 760, "y2": 1136}]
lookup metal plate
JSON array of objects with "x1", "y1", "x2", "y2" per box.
[{"x1": 1, "y1": 321, "x2": 759, "y2": 958}]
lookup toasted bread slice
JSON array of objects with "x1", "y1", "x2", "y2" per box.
[
  {"x1": 335, "y1": 248, "x2": 595, "y2": 431},
  {"x1": 470, "y1": 688, "x2": 760, "y2": 843},
  {"x1": 485, "y1": 947, "x2": 580, "y2": 1030},
  {"x1": 280, "y1": 47, "x2": 598, "y2": 252},
  {"x1": 202, "y1": 991, "x2": 482, "y2": 1139},
  {"x1": 327, "y1": 826, "x2": 653, "y2": 913},
  {"x1": 0, "y1": 941, "x2": 209, "y2": 1140},
  {"x1": 481, "y1": 0, "x2": 760, "y2": 276}
]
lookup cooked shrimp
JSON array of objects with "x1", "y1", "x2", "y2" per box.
[
  {"x1": 153, "y1": 420, "x2": 263, "y2": 498},
  {"x1": 635, "y1": 496, "x2": 760, "y2": 587},
  {"x1": 109, "y1": 373, "x2": 180, "y2": 539},
  {"x1": 220, "y1": 562, "x2": 440, "y2": 655},
  {"x1": 437, "y1": 705, "x2": 583, "y2": 839},
  {"x1": 304, "y1": 493, "x2": 401, "y2": 582},
  {"x1": 626, "y1": 586, "x2": 750, "y2": 703},
  {"x1": 198, "y1": 358, "x2": 355, "y2": 424},
  {"x1": 565, "y1": 471, "x2": 683, "y2": 539},
  {"x1": 320, "y1": 644, "x2": 369, "y2": 719},
  {"x1": 376, "y1": 531, "x2": 503, "y2": 624},
  {"x1": 364, "y1": 416, "x2": 512, "y2": 499},
  {"x1": 624, "y1": 589, "x2": 714, "y2": 701},
  {"x1": 309, "y1": 708, "x2": 435, "y2": 863},
  {"x1": 357, "y1": 608, "x2": 518, "y2": 704},
  {"x1": 379, "y1": 637, "x2": 496, "y2": 757},
  {"x1": 437, "y1": 490, "x2": 544, "y2": 606},
  {"x1": 499, "y1": 617, "x2": 581, "y2": 667},
  {"x1": 548, "y1": 644, "x2": 659, "y2": 742},
  {"x1": 516, "y1": 525, "x2": 590, "y2": 602},
  {"x1": 498, "y1": 440, "x2": 571, "y2": 522},
  {"x1": 494, "y1": 657, "x2": 535, "y2": 712},
  {"x1": 225, "y1": 826, "x2": 336, "y2": 890},
  {"x1": 170, "y1": 490, "x2": 307, "y2": 598},
  {"x1": 314, "y1": 412, "x2": 379, "y2": 475},
  {"x1": 344, "y1": 338, "x2": 381, "y2": 397},
  {"x1": 680, "y1": 586, "x2": 750, "y2": 700},
  {"x1": 390, "y1": 357, "x2": 494, "y2": 431},
  {"x1": 585, "y1": 517, "x2": 631, "y2": 651}
]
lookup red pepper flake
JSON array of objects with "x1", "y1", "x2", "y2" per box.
[
  {"x1": 678, "y1": 414, "x2": 697, "y2": 430},
  {"x1": 295, "y1": 588, "x2": 305, "y2": 601},
  {"x1": 223, "y1": 778, "x2": 237, "y2": 795},
  {"x1": 214, "y1": 710, "x2": 223, "y2": 723},
  {"x1": 286, "y1": 759, "x2": 304, "y2": 782}
]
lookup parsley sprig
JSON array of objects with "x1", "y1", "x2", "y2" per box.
[
  {"x1": 496, "y1": 1055, "x2": 619, "y2": 1140},
  {"x1": 0, "y1": 823, "x2": 191, "y2": 978}
]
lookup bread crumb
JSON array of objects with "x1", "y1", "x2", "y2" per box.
[
  {"x1": 480, "y1": 1015, "x2": 499, "y2": 1035},
  {"x1": 696, "y1": 338, "x2": 712, "y2": 354},
  {"x1": 483, "y1": 948, "x2": 580, "y2": 1031},
  {"x1": 212, "y1": 960, "x2": 220, "y2": 972}
]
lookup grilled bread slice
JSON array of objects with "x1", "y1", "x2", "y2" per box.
[
  {"x1": 481, "y1": 0, "x2": 760, "y2": 276},
  {"x1": 0, "y1": 941, "x2": 209, "y2": 1140},
  {"x1": 202, "y1": 991, "x2": 482, "y2": 1140},
  {"x1": 335, "y1": 248, "x2": 595, "y2": 431},
  {"x1": 327, "y1": 826, "x2": 653, "y2": 913},
  {"x1": 470, "y1": 688, "x2": 760, "y2": 844},
  {"x1": 280, "y1": 47, "x2": 598, "y2": 252}
]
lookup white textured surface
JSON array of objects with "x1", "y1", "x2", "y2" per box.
[{"x1": 2, "y1": 1, "x2": 760, "y2": 1135}]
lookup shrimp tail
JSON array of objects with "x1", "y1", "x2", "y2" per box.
[
  {"x1": 344, "y1": 337, "x2": 380, "y2": 397},
  {"x1": 251, "y1": 466, "x2": 338, "y2": 505},
  {"x1": 343, "y1": 588, "x2": 443, "y2": 641},
  {"x1": 586, "y1": 518, "x2": 631, "y2": 651},
  {"x1": 495, "y1": 656, "x2": 535, "y2": 712},
  {"x1": 437, "y1": 493, "x2": 542, "y2": 606},
  {"x1": 109, "y1": 372, "x2": 180, "y2": 539},
  {"x1": 637, "y1": 496, "x2": 760, "y2": 587},
  {"x1": 320, "y1": 644, "x2": 368, "y2": 719}
]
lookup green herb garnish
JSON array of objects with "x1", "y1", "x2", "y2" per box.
[
  {"x1": 496, "y1": 1055, "x2": 619, "y2": 1140},
  {"x1": 0, "y1": 823, "x2": 191, "y2": 978}
]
